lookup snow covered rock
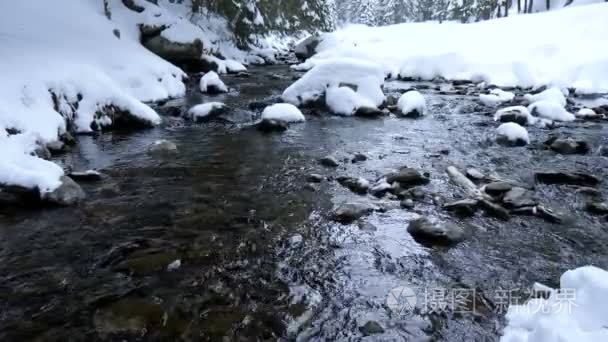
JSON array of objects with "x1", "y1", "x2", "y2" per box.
[
  {"x1": 524, "y1": 87, "x2": 567, "y2": 107},
  {"x1": 261, "y1": 104, "x2": 305, "y2": 123},
  {"x1": 42, "y1": 176, "x2": 86, "y2": 206},
  {"x1": 186, "y1": 102, "x2": 227, "y2": 122},
  {"x1": 325, "y1": 86, "x2": 376, "y2": 116},
  {"x1": 202, "y1": 56, "x2": 247, "y2": 74},
  {"x1": 283, "y1": 59, "x2": 385, "y2": 107},
  {"x1": 199, "y1": 71, "x2": 228, "y2": 94},
  {"x1": 397, "y1": 91, "x2": 426, "y2": 118},
  {"x1": 501, "y1": 266, "x2": 608, "y2": 342},
  {"x1": 576, "y1": 108, "x2": 600, "y2": 119},
  {"x1": 496, "y1": 123, "x2": 530, "y2": 146},
  {"x1": 528, "y1": 101, "x2": 575, "y2": 122},
  {"x1": 494, "y1": 106, "x2": 535, "y2": 126},
  {"x1": 257, "y1": 104, "x2": 305, "y2": 132},
  {"x1": 68, "y1": 170, "x2": 104, "y2": 182},
  {"x1": 480, "y1": 89, "x2": 515, "y2": 107}
]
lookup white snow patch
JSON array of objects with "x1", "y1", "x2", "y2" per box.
[
  {"x1": 199, "y1": 71, "x2": 228, "y2": 93},
  {"x1": 397, "y1": 91, "x2": 427, "y2": 116},
  {"x1": 496, "y1": 123, "x2": 530, "y2": 145},
  {"x1": 261, "y1": 104, "x2": 305, "y2": 123},
  {"x1": 524, "y1": 87, "x2": 567, "y2": 107},
  {"x1": 325, "y1": 86, "x2": 375, "y2": 116},
  {"x1": 528, "y1": 101, "x2": 575, "y2": 122},
  {"x1": 283, "y1": 58, "x2": 385, "y2": 107},
  {"x1": 501, "y1": 266, "x2": 608, "y2": 342},
  {"x1": 480, "y1": 89, "x2": 515, "y2": 107}
]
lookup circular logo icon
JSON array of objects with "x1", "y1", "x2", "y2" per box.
[{"x1": 386, "y1": 285, "x2": 417, "y2": 317}]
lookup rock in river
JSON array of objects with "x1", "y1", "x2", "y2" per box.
[
  {"x1": 385, "y1": 167, "x2": 430, "y2": 187},
  {"x1": 332, "y1": 202, "x2": 376, "y2": 224},
  {"x1": 320, "y1": 156, "x2": 340, "y2": 168},
  {"x1": 359, "y1": 321, "x2": 385, "y2": 336},
  {"x1": 408, "y1": 217, "x2": 465, "y2": 245},
  {"x1": 148, "y1": 140, "x2": 178, "y2": 155},
  {"x1": 502, "y1": 187, "x2": 538, "y2": 208},
  {"x1": 43, "y1": 176, "x2": 86, "y2": 206},
  {"x1": 546, "y1": 137, "x2": 590, "y2": 155},
  {"x1": 337, "y1": 176, "x2": 370, "y2": 195},
  {"x1": 256, "y1": 118, "x2": 289, "y2": 133},
  {"x1": 586, "y1": 202, "x2": 608, "y2": 215},
  {"x1": 69, "y1": 170, "x2": 104, "y2": 182},
  {"x1": 444, "y1": 199, "x2": 479, "y2": 217}
]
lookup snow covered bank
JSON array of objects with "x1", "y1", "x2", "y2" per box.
[
  {"x1": 303, "y1": 3, "x2": 608, "y2": 93},
  {"x1": 501, "y1": 266, "x2": 608, "y2": 342},
  {"x1": 0, "y1": 0, "x2": 187, "y2": 193}
]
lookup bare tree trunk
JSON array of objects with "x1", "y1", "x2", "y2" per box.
[
  {"x1": 505, "y1": 0, "x2": 509, "y2": 16},
  {"x1": 524, "y1": 0, "x2": 528, "y2": 12},
  {"x1": 517, "y1": 0, "x2": 521, "y2": 12},
  {"x1": 546, "y1": 0, "x2": 550, "y2": 10},
  {"x1": 528, "y1": 0, "x2": 533, "y2": 13}
]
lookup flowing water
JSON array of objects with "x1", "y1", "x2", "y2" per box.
[{"x1": 1, "y1": 65, "x2": 607, "y2": 341}]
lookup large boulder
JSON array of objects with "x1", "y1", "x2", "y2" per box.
[{"x1": 294, "y1": 35, "x2": 322, "y2": 60}]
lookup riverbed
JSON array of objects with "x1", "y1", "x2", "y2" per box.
[{"x1": 1, "y1": 64, "x2": 607, "y2": 341}]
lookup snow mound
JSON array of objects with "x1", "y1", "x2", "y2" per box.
[
  {"x1": 325, "y1": 86, "x2": 375, "y2": 116},
  {"x1": 496, "y1": 123, "x2": 530, "y2": 146},
  {"x1": 524, "y1": 87, "x2": 567, "y2": 107},
  {"x1": 187, "y1": 102, "x2": 226, "y2": 121},
  {"x1": 0, "y1": 0, "x2": 187, "y2": 193},
  {"x1": 200, "y1": 71, "x2": 228, "y2": 93},
  {"x1": 283, "y1": 58, "x2": 385, "y2": 107},
  {"x1": 494, "y1": 106, "x2": 536, "y2": 126},
  {"x1": 529, "y1": 101, "x2": 575, "y2": 122},
  {"x1": 480, "y1": 89, "x2": 515, "y2": 107},
  {"x1": 309, "y1": 4, "x2": 608, "y2": 93},
  {"x1": 262, "y1": 104, "x2": 305, "y2": 123},
  {"x1": 501, "y1": 266, "x2": 608, "y2": 342},
  {"x1": 397, "y1": 91, "x2": 427, "y2": 117}
]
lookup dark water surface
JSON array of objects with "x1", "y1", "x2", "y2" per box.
[{"x1": 1, "y1": 65, "x2": 607, "y2": 341}]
